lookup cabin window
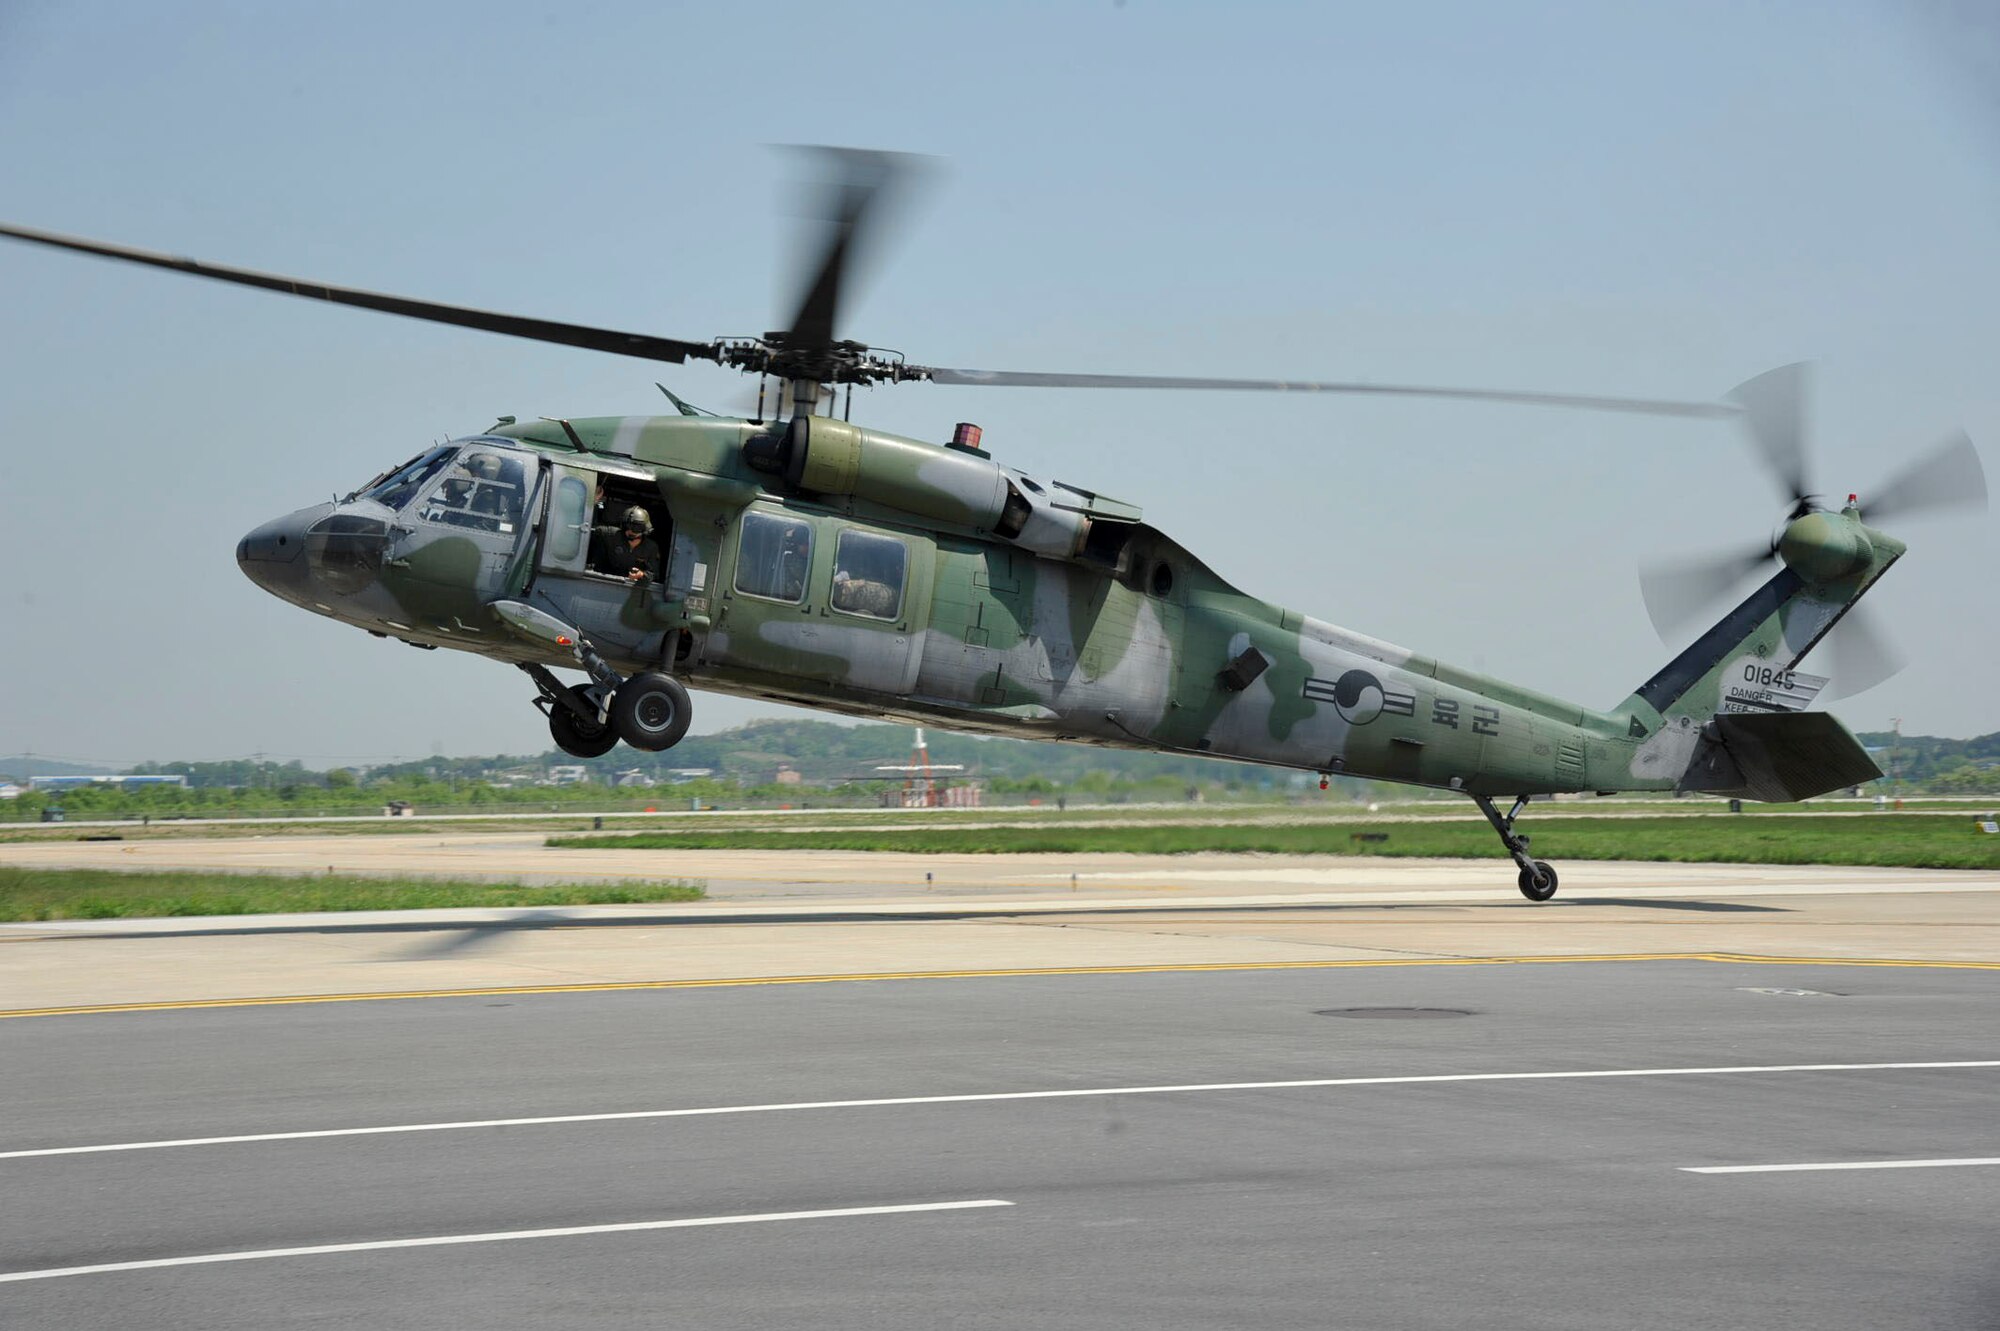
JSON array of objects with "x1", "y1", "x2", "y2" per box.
[
  {"x1": 734, "y1": 510, "x2": 813, "y2": 603},
  {"x1": 551, "y1": 476, "x2": 588, "y2": 562},
  {"x1": 831, "y1": 529, "x2": 907, "y2": 621}
]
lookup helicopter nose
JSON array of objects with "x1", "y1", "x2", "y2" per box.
[
  {"x1": 235, "y1": 506, "x2": 324, "y2": 604},
  {"x1": 236, "y1": 517, "x2": 303, "y2": 567}
]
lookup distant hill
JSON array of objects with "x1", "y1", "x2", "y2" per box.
[
  {"x1": 585, "y1": 718, "x2": 1282, "y2": 788},
  {"x1": 39, "y1": 724, "x2": 1996, "y2": 795},
  {"x1": 349, "y1": 717, "x2": 1296, "y2": 792}
]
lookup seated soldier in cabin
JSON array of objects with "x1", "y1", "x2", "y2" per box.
[
  {"x1": 588, "y1": 505, "x2": 663, "y2": 584},
  {"x1": 832, "y1": 568, "x2": 899, "y2": 618},
  {"x1": 771, "y1": 523, "x2": 810, "y2": 602}
]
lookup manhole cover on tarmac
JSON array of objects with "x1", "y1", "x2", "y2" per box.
[{"x1": 1314, "y1": 1007, "x2": 1474, "y2": 1020}]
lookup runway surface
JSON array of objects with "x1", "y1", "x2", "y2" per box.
[
  {"x1": 4, "y1": 839, "x2": 1996, "y2": 1324},
  {"x1": 5, "y1": 837, "x2": 1999, "y2": 1012},
  {"x1": 3, "y1": 961, "x2": 1996, "y2": 1328}
]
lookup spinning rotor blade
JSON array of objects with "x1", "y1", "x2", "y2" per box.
[
  {"x1": 919, "y1": 366, "x2": 1738, "y2": 419},
  {"x1": 1639, "y1": 543, "x2": 1777, "y2": 638},
  {"x1": 1823, "y1": 604, "x2": 1906, "y2": 699},
  {"x1": 1861, "y1": 430, "x2": 1988, "y2": 523},
  {"x1": 1726, "y1": 362, "x2": 1813, "y2": 510},
  {"x1": 0, "y1": 223, "x2": 716, "y2": 365},
  {"x1": 777, "y1": 147, "x2": 924, "y2": 359}
]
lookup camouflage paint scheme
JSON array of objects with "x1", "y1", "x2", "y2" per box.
[{"x1": 237, "y1": 411, "x2": 1896, "y2": 799}]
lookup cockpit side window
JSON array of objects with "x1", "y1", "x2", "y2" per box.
[{"x1": 415, "y1": 449, "x2": 527, "y2": 534}]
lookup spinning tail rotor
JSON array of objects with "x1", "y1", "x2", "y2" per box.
[{"x1": 1639, "y1": 363, "x2": 1987, "y2": 699}]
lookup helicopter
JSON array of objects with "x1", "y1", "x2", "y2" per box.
[{"x1": 2, "y1": 150, "x2": 1986, "y2": 900}]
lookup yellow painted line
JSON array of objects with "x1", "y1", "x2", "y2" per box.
[{"x1": 2, "y1": 952, "x2": 1998, "y2": 1021}]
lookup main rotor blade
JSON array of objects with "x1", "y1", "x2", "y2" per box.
[
  {"x1": 1823, "y1": 604, "x2": 1905, "y2": 700},
  {"x1": 920, "y1": 367, "x2": 1738, "y2": 419},
  {"x1": 0, "y1": 223, "x2": 717, "y2": 366},
  {"x1": 1861, "y1": 429, "x2": 1988, "y2": 524},
  {"x1": 1639, "y1": 543, "x2": 1777, "y2": 639},
  {"x1": 778, "y1": 148, "x2": 920, "y2": 358},
  {"x1": 1726, "y1": 362, "x2": 1813, "y2": 508}
]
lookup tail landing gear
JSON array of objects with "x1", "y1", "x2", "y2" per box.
[{"x1": 1472, "y1": 794, "x2": 1558, "y2": 901}]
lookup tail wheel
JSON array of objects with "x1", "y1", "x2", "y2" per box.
[
  {"x1": 611, "y1": 672, "x2": 693, "y2": 752},
  {"x1": 1517, "y1": 860, "x2": 1558, "y2": 902},
  {"x1": 549, "y1": 684, "x2": 618, "y2": 758}
]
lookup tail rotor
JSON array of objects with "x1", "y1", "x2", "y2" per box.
[{"x1": 1638, "y1": 364, "x2": 1986, "y2": 699}]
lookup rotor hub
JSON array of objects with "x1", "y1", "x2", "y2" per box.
[{"x1": 1777, "y1": 511, "x2": 1873, "y2": 583}]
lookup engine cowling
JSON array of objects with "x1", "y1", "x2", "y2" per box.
[{"x1": 745, "y1": 415, "x2": 1114, "y2": 561}]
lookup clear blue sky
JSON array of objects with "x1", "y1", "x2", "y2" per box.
[{"x1": 3, "y1": 1, "x2": 1996, "y2": 765}]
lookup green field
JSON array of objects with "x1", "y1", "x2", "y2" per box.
[
  {"x1": 550, "y1": 813, "x2": 2000, "y2": 871},
  {"x1": 0, "y1": 868, "x2": 704, "y2": 923},
  {"x1": 3, "y1": 796, "x2": 1989, "y2": 846}
]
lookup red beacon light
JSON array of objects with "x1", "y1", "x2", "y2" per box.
[{"x1": 949, "y1": 421, "x2": 984, "y2": 453}]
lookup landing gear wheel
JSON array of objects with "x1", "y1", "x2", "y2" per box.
[
  {"x1": 1517, "y1": 860, "x2": 1558, "y2": 902},
  {"x1": 610, "y1": 672, "x2": 692, "y2": 752},
  {"x1": 549, "y1": 684, "x2": 618, "y2": 758}
]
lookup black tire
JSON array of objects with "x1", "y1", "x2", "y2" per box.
[
  {"x1": 611, "y1": 671, "x2": 692, "y2": 752},
  {"x1": 1516, "y1": 860, "x2": 1558, "y2": 902},
  {"x1": 550, "y1": 684, "x2": 618, "y2": 758}
]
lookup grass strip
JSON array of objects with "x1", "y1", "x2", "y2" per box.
[
  {"x1": 550, "y1": 814, "x2": 2000, "y2": 871},
  {"x1": 0, "y1": 868, "x2": 703, "y2": 923}
]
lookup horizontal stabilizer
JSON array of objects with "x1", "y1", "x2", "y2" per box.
[{"x1": 1677, "y1": 712, "x2": 1882, "y2": 803}]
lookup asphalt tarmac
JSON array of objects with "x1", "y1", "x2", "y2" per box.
[
  {"x1": 3, "y1": 960, "x2": 1997, "y2": 1328},
  {"x1": 4, "y1": 841, "x2": 1997, "y2": 1326}
]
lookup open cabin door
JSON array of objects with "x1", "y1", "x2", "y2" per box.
[
  {"x1": 536, "y1": 462, "x2": 596, "y2": 576},
  {"x1": 525, "y1": 457, "x2": 675, "y2": 662}
]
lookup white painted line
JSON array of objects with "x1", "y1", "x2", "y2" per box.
[
  {"x1": 0, "y1": 1199, "x2": 1012, "y2": 1285},
  {"x1": 1684, "y1": 1157, "x2": 2000, "y2": 1174},
  {"x1": 5, "y1": 1061, "x2": 1996, "y2": 1162}
]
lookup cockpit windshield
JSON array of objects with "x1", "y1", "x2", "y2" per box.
[{"x1": 358, "y1": 447, "x2": 455, "y2": 510}]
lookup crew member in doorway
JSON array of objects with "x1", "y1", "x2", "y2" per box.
[{"x1": 590, "y1": 506, "x2": 662, "y2": 583}]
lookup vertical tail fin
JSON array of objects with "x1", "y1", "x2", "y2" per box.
[{"x1": 1607, "y1": 507, "x2": 1900, "y2": 800}]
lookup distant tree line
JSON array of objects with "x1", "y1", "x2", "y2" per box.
[
  {"x1": 1854, "y1": 731, "x2": 2000, "y2": 795},
  {"x1": 4, "y1": 722, "x2": 1992, "y2": 821}
]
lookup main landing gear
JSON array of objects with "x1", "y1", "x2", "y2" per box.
[
  {"x1": 1471, "y1": 794, "x2": 1558, "y2": 902},
  {"x1": 520, "y1": 649, "x2": 692, "y2": 759}
]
